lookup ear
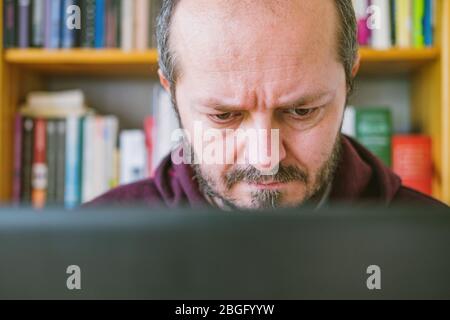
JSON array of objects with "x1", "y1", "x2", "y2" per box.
[
  {"x1": 351, "y1": 52, "x2": 361, "y2": 78},
  {"x1": 158, "y1": 69, "x2": 171, "y2": 94}
]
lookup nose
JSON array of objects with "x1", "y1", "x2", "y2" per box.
[{"x1": 241, "y1": 114, "x2": 287, "y2": 174}]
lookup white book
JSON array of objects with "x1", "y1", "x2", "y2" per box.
[
  {"x1": 352, "y1": 0, "x2": 368, "y2": 20},
  {"x1": 27, "y1": 90, "x2": 85, "y2": 110},
  {"x1": 342, "y1": 106, "x2": 356, "y2": 138},
  {"x1": 92, "y1": 117, "x2": 106, "y2": 199},
  {"x1": 82, "y1": 116, "x2": 95, "y2": 203},
  {"x1": 103, "y1": 116, "x2": 119, "y2": 189},
  {"x1": 120, "y1": 130, "x2": 147, "y2": 185},
  {"x1": 152, "y1": 86, "x2": 180, "y2": 170},
  {"x1": 370, "y1": 0, "x2": 392, "y2": 49},
  {"x1": 121, "y1": 0, "x2": 135, "y2": 51}
]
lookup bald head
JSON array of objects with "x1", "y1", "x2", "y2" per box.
[{"x1": 157, "y1": 0, "x2": 358, "y2": 92}]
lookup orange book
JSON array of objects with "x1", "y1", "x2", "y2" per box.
[
  {"x1": 31, "y1": 119, "x2": 47, "y2": 208},
  {"x1": 392, "y1": 135, "x2": 432, "y2": 196}
]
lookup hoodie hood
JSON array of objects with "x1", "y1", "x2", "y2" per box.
[{"x1": 330, "y1": 136, "x2": 402, "y2": 204}]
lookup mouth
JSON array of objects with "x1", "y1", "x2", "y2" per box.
[{"x1": 248, "y1": 181, "x2": 285, "y2": 190}]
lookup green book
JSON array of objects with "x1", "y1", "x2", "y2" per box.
[
  {"x1": 46, "y1": 120, "x2": 58, "y2": 205},
  {"x1": 355, "y1": 108, "x2": 393, "y2": 167},
  {"x1": 55, "y1": 120, "x2": 66, "y2": 205},
  {"x1": 413, "y1": 0, "x2": 425, "y2": 48}
]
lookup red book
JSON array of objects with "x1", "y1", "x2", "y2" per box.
[
  {"x1": 392, "y1": 135, "x2": 432, "y2": 196},
  {"x1": 32, "y1": 119, "x2": 48, "y2": 209},
  {"x1": 144, "y1": 116, "x2": 155, "y2": 177}
]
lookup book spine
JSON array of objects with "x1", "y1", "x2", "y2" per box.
[
  {"x1": 65, "y1": 117, "x2": 82, "y2": 209},
  {"x1": 150, "y1": 0, "x2": 162, "y2": 48},
  {"x1": 105, "y1": 0, "x2": 114, "y2": 47},
  {"x1": 82, "y1": 116, "x2": 94, "y2": 203},
  {"x1": 32, "y1": 0, "x2": 45, "y2": 47},
  {"x1": 393, "y1": 135, "x2": 432, "y2": 196},
  {"x1": 121, "y1": 0, "x2": 134, "y2": 51},
  {"x1": 120, "y1": 130, "x2": 147, "y2": 185},
  {"x1": 413, "y1": 0, "x2": 425, "y2": 48},
  {"x1": 31, "y1": 119, "x2": 47, "y2": 209},
  {"x1": 81, "y1": 0, "x2": 96, "y2": 47},
  {"x1": 46, "y1": 120, "x2": 58, "y2": 205},
  {"x1": 144, "y1": 116, "x2": 155, "y2": 176},
  {"x1": 21, "y1": 118, "x2": 34, "y2": 205},
  {"x1": 93, "y1": 117, "x2": 105, "y2": 197},
  {"x1": 353, "y1": 0, "x2": 370, "y2": 46},
  {"x1": 424, "y1": 0, "x2": 433, "y2": 47},
  {"x1": 390, "y1": 0, "x2": 397, "y2": 46},
  {"x1": 114, "y1": 0, "x2": 122, "y2": 47},
  {"x1": 55, "y1": 120, "x2": 66, "y2": 205},
  {"x1": 18, "y1": 0, "x2": 31, "y2": 48},
  {"x1": 94, "y1": 0, "x2": 105, "y2": 48},
  {"x1": 77, "y1": 117, "x2": 85, "y2": 201},
  {"x1": 13, "y1": 114, "x2": 23, "y2": 205},
  {"x1": 135, "y1": 0, "x2": 149, "y2": 51},
  {"x1": 370, "y1": 0, "x2": 392, "y2": 49},
  {"x1": 341, "y1": 106, "x2": 356, "y2": 138},
  {"x1": 4, "y1": 0, "x2": 17, "y2": 48},
  {"x1": 355, "y1": 108, "x2": 393, "y2": 167},
  {"x1": 44, "y1": 0, "x2": 62, "y2": 48},
  {"x1": 395, "y1": 0, "x2": 411, "y2": 48},
  {"x1": 104, "y1": 116, "x2": 119, "y2": 188},
  {"x1": 61, "y1": 0, "x2": 78, "y2": 48}
]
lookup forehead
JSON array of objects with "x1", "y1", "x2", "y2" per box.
[{"x1": 171, "y1": 0, "x2": 341, "y2": 101}]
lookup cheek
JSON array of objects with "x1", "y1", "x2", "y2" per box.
[{"x1": 286, "y1": 104, "x2": 343, "y2": 172}]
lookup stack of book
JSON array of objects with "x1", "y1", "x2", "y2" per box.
[
  {"x1": 353, "y1": 0, "x2": 434, "y2": 49},
  {"x1": 342, "y1": 106, "x2": 433, "y2": 196},
  {"x1": 3, "y1": 0, "x2": 162, "y2": 50},
  {"x1": 14, "y1": 90, "x2": 119, "y2": 209},
  {"x1": 14, "y1": 86, "x2": 180, "y2": 209}
]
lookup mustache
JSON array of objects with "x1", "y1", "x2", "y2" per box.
[{"x1": 225, "y1": 164, "x2": 309, "y2": 190}]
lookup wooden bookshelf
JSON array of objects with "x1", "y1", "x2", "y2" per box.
[
  {"x1": 0, "y1": 1, "x2": 449, "y2": 204},
  {"x1": 2, "y1": 47, "x2": 442, "y2": 76},
  {"x1": 4, "y1": 49, "x2": 160, "y2": 76}
]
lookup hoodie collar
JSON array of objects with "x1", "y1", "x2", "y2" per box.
[{"x1": 330, "y1": 136, "x2": 402, "y2": 204}]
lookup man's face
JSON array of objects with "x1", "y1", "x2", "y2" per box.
[{"x1": 163, "y1": 0, "x2": 348, "y2": 209}]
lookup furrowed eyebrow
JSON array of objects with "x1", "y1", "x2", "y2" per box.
[
  {"x1": 194, "y1": 91, "x2": 334, "y2": 111},
  {"x1": 277, "y1": 92, "x2": 334, "y2": 109},
  {"x1": 195, "y1": 99, "x2": 247, "y2": 111}
]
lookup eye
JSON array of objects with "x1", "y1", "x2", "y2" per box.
[
  {"x1": 209, "y1": 112, "x2": 242, "y2": 123},
  {"x1": 285, "y1": 107, "x2": 318, "y2": 118}
]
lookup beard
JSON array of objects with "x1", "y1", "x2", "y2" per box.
[{"x1": 190, "y1": 134, "x2": 342, "y2": 210}]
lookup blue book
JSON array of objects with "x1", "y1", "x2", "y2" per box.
[
  {"x1": 424, "y1": 0, "x2": 433, "y2": 47},
  {"x1": 64, "y1": 117, "x2": 83, "y2": 209},
  {"x1": 45, "y1": 0, "x2": 62, "y2": 48},
  {"x1": 61, "y1": 0, "x2": 78, "y2": 48},
  {"x1": 18, "y1": 0, "x2": 31, "y2": 48},
  {"x1": 95, "y1": 0, "x2": 105, "y2": 48}
]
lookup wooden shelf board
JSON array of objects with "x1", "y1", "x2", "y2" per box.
[
  {"x1": 359, "y1": 47, "x2": 440, "y2": 61},
  {"x1": 3, "y1": 48, "x2": 441, "y2": 76},
  {"x1": 4, "y1": 49, "x2": 159, "y2": 76},
  {"x1": 358, "y1": 47, "x2": 440, "y2": 75},
  {"x1": 4, "y1": 48, "x2": 159, "y2": 64}
]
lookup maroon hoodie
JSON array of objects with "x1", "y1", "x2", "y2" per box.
[{"x1": 84, "y1": 136, "x2": 447, "y2": 208}]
